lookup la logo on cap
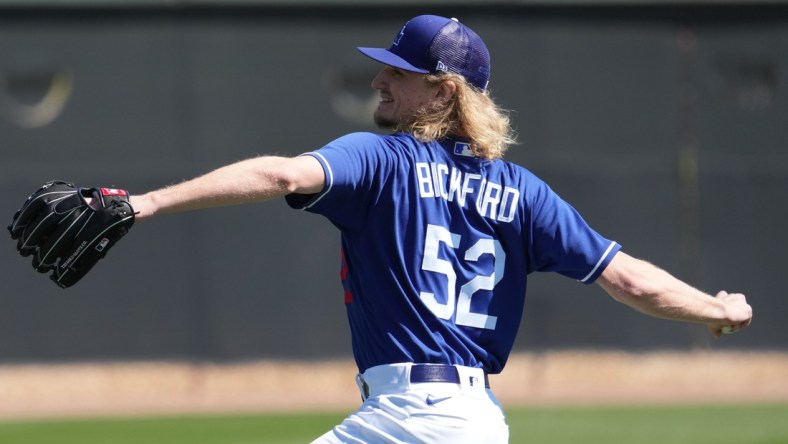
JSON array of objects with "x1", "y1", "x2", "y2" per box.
[{"x1": 393, "y1": 24, "x2": 406, "y2": 46}]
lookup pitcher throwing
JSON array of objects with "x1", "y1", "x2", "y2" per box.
[{"x1": 13, "y1": 14, "x2": 752, "y2": 443}]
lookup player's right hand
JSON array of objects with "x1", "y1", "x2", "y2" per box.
[{"x1": 709, "y1": 290, "x2": 753, "y2": 338}]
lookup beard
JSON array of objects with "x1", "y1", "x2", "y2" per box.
[
  {"x1": 373, "y1": 109, "x2": 398, "y2": 130},
  {"x1": 373, "y1": 108, "x2": 416, "y2": 133}
]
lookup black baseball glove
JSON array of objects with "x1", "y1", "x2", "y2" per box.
[{"x1": 8, "y1": 180, "x2": 135, "y2": 288}]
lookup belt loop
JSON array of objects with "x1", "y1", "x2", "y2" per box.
[{"x1": 355, "y1": 373, "x2": 369, "y2": 401}]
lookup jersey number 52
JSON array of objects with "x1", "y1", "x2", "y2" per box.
[{"x1": 419, "y1": 224, "x2": 505, "y2": 330}]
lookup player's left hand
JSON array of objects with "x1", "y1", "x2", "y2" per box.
[{"x1": 8, "y1": 180, "x2": 135, "y2": 288}]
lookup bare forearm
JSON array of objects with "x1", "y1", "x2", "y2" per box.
[
  {"x1": 130, "y1": 155, "x2": 323, "y2": 220},
  {"x1": 599, "y1": 257, "x2": 718, "y2": 322},
  {"x1": 597, "y1": 252, "x2": 752, "y2": 337}
]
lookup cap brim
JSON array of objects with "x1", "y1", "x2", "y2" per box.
[{"x1": 357, "y1": 47, "x2": 429, "y2": 74}]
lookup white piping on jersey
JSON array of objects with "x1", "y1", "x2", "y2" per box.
[
  {"x1": 301, "y1": 152, "x2": 333, "y2": 210},
  {"x1": 580, "y1": 241, "x2": 618, "y2": 283}
]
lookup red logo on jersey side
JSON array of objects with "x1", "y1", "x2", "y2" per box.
[{"x1": 340, "y1": 247, "x2": 352, "y2": 303}]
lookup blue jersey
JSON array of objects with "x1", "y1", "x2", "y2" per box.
[{"x1": 286, "y1": 132, "x2": 620, "y2": 374}]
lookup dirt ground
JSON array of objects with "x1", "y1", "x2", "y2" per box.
[{"x1": 1, "y1": 351, "x2": 787, "y2": 420}]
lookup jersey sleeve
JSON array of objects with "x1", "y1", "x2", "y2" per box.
[
  {"x1": 285, "y1": 132, "x2": 390, "y2": 231},
  {"x1": 527, "y1": 180, "x2": 621, "y2": 283}
]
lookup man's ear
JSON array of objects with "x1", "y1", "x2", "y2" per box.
[{"x1": 435, "y1": 79, "x2": 458, "y2": 103}]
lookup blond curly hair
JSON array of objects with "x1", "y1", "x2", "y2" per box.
[{"x1": 404, "y1": 73, "x2": 517, "y2": 160}]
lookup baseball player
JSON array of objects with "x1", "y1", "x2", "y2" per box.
[{"x1": 124, "y1": 15, "x2": 752, "y2": 443}]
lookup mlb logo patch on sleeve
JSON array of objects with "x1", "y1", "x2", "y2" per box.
[{"x1": 453, "y1": 142, "x2": 474, "y2": 157}]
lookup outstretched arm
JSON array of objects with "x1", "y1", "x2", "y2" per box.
[
  {"x1": 597, "y1": 251, "x2": 752, "y2": 338},
  {"x1": 129, "y1": 155, "x2": 324, "y2": 220}
]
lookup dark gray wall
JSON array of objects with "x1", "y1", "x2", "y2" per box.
[{"x1": 1, "y1": 6, "x2": 786, "y2": 363}]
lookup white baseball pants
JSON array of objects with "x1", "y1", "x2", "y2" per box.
[{"x1": 312, "y1": 363, "x2": 509, "y2": 443}]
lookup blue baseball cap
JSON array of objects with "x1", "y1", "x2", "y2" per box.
[{"x1": 358, "y1": 15, "x2": 491, "y2": 90}]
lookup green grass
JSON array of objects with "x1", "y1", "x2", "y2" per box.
[
  {"x1": 507, "y1": 403, "x2": 788, "y2": 444},
  {"x1": 1, "y1": 403, "x2": 787, "y2": 443},
  {"x1": 0, "y1": 411, "x2": 346, "y2": 444}
]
